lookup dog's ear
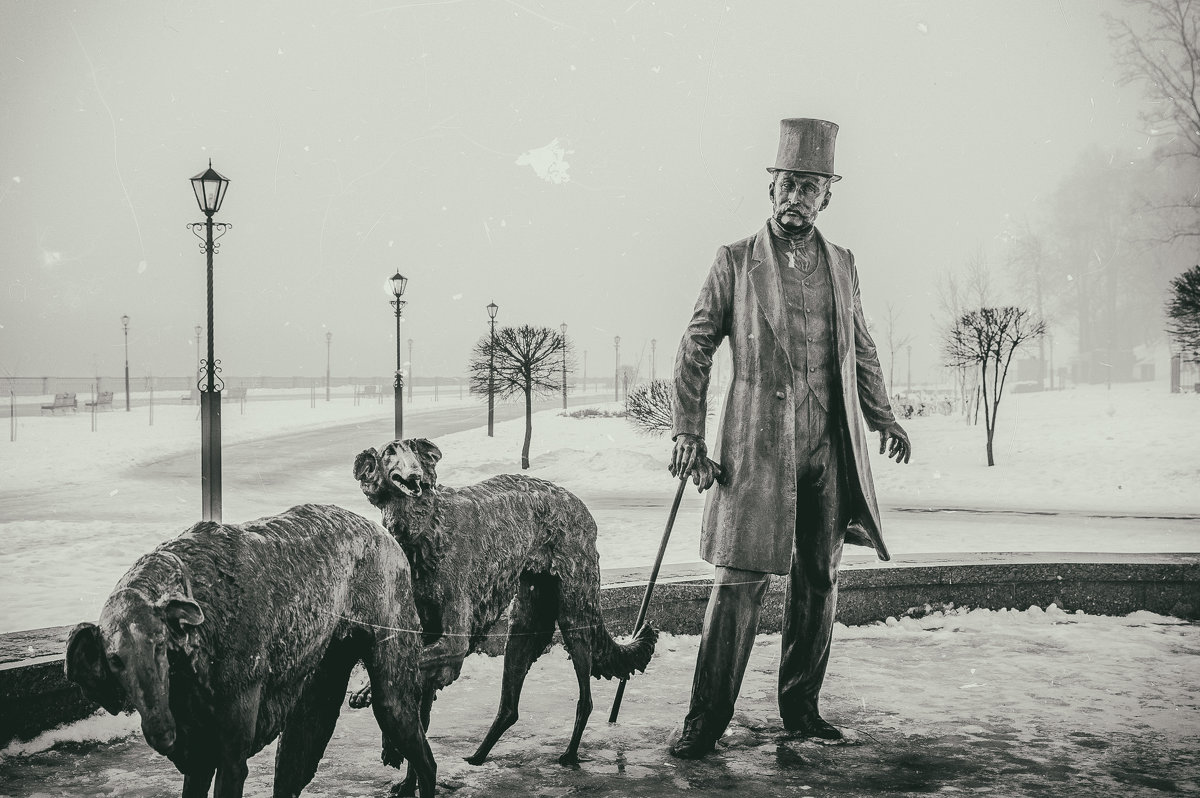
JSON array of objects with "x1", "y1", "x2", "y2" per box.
[
  {"x1": 65, "y1": 622, "x2": 126, "y2": 715},
  {"x1": 409, "y1": 438, "x2": 443, "y2": 468},
  {"x1": 353, "y1": 448, "x2": 380, "y2": 483},
  {"x1": 156, "y1": 595, "x2": 204, "y2": 656},
  {"x1": 157, "y1": 595, "x2": 204, "y2": 633}
]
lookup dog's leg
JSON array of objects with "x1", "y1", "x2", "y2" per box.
[
  {"x1": 467, "y1": 573, "x2": 559, "y2": 766},
  {"x1": 558, "y1": 623, "x2": 596, "y2": 766},
  {"x1": 213, "y1": 757, "x2": 251, "y2": 798},
  {"x1": 212, "y1": 684, "x2": 262, "y2": 798},
  {"x1": 182, "y1": 763, "x2": 215, "y2": 798},
  {"x1": 272, "y1": 639, "x2": 360, "y2": 798},
  {"x1": 365, "y1": 634, "x2": 437, "y2": 798},
  {"x1": 419, "y1": 635, "x2": 471, "y2": 672},
  {"x1": 396, "y1": 680, "x2": 437, "y2": 798}
]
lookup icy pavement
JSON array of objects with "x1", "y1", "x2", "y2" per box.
[{"x1": 2, "y1": 607, "x2": 1197, "y2": 797}]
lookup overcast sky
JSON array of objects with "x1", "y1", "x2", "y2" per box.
[{"x1": 0, "y1": 0, "x2": 1152, "y2": 386}]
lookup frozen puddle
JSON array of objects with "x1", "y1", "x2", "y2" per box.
[{"x1": 2, "y1": 609, "x2": 1197, "y2": 797}]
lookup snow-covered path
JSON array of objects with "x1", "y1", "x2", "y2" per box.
[{"x1": 2, "y1": 383, "x2": 1199, "y2": 633}]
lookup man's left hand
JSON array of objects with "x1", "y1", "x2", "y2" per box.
[{"x1": 878, "y1": 422, "x2": 911, "y2": 464}]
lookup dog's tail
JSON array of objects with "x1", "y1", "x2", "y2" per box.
[{"x1": 590, "y1": 621, "x2": 657, "y2": 680}]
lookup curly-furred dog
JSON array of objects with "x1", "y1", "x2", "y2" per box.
[
  {"x1": 352, "y1": 438, "x2": 656, "y2": 778},
  {"x1": 65, "y1": 504, "x2": 436, "y2": 798}
]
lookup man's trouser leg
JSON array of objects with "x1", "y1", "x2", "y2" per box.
[
  {"x1": 681, "y1": 566, "x2": 772, "y2": 742},
  {"x1": 778, "y1": 396, "x2": 848, "y2": 725}
]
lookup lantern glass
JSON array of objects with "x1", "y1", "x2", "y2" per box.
[
  {"x1": 487, "y1": 301, "x2": 499, "y2": 320},
  {"x1": 121, "y1": 315, "x2": 130, "y2": 328},
  {"x1": 390, "y1": 272, "x2": 408, "y2": 298},
  {"x1": 189, "y1": 162, "x2": 230, "y2": 215}
]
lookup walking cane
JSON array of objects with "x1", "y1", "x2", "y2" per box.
[{"x1": 608, "y1": 458, "x2": 720, "y2": 724}]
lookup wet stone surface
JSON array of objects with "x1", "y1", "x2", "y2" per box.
[{"x1": 2, "y1": 610, "x2": 1197, "y2": 797}]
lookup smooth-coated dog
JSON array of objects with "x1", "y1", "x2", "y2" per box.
[
  {"x1": 352, "y1": 438, "x2": 656, "y2": 789},
  {"x1": 65, "y1": 503, "x2": 436, "y2": 798}
]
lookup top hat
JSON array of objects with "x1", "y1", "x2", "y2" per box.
[{"x1": 767, "y1": 118, "x2": 841, "y2": 182}]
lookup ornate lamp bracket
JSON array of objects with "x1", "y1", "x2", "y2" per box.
[
  {"x1": 198, "y1": 358, "x2": 225, "y2": 392},
  {"x1": 187, "y1": 221, "x2": 233, "y2": 254}
]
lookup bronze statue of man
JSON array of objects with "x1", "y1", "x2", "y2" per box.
[{"x1": 668, "y1": 118, "x2": 911, "y2": 758}]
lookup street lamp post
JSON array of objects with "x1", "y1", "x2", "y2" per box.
[
  {"x1": 390, "y1": 272, "x2": 408, "y2": 440},
  {"x1": 187, "y1": 160, "x2": 231, "y2": 523},
  {"x1": 614, "y1": 336, "x2": 621, "y2": 402},
  {"x1": 408, "y1": 339, "x2": 414, "y2": 403},
  {"x1": 121, "y1": 315, "x2": 131, "y2": 411},
  {"x1": 487, "y1": 301, "x2": 498, "y2": 437},
  {"x1": 560, "y1": 322, "x2": 568, "y2": 410},
  {"x1": 325, "y1": 331, "x2": 332, "y2": 402},
  {"x1": 906, "y1": 344, "x2": 912, "y2": 394},
  {"x1": 651, "y1": 338, "x2": 656, "y2": 382}
]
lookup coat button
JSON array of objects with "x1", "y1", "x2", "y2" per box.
[{"x1": 776, "y1": 390, "x2": 786, "y2": 400}]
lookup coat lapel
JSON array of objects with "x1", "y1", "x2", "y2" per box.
[
  {"x1": 748, "y1": 225, "x2": 794, "y2": 372},
  {"x1": 819, "y1": 229, "x2": 852, "y2": 364}
]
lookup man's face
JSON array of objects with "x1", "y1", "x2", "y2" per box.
[{"x1": 769, "y1": 171, "x2": 831, "y2": 232}]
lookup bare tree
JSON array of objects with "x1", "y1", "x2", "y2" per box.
[
  {"x1": 1108, "y1": 0, "x2": 1200, "y2": 240},
  {"x1": 1166, "y1": 264, "x2": 1200, "y2": 359},
  {"x1": 624, "y1": 379, "x2": 674, "y2": 436},
  {"x1": 882, "y1": 302, "x2": 915, "y2": 394},
  {"x1": 468, "y1": 324, "x2": 571, "y2": 469},
  {"x1": 943, "y1": 307, "x2": 1046, "y2": 466}
]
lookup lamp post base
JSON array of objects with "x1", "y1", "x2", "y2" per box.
[
  {"x1": 394, "y1": 382, "x2": 404, "y2": 440},
  {"x1": 200, "y1": 390, "x2": 222, "y2": 522}
]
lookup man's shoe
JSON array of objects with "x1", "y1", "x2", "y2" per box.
[
  {"x1": 669, "y1": 726, "x2": 718, "y2": 759},
  {"x1": 785, "y1": 712, "x2": 843, "y2": 741}
]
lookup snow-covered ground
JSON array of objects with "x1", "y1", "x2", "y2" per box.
[
  {"x1": 3, "y1": 607, "x2": 1197, "y2": 796},
  {"x1": 5, "y1": 380, "x2": 1197, "y2": 511},
  {"x1": 1, "y1": 381, "x2": 1198, "y2": 633},
  {"x1": 1, "y1": 383, "x2": 1197, "y2": 795}
]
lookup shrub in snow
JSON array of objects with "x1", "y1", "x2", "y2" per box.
[
  {"x1": 566, "y1": 407, "x2": 626, "y2": 419},
  {"x1": 624, "y1": 379, "x2": 674, "y2": 436}
]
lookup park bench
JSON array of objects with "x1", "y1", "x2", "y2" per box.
[
  {"x1": 40, "y1": 393, "x2": 77, "y2": 415},
  {"x1": 363, "y1": 385, "x2": 378, "y2": 397},
  {"x1": 227, "y1": 386, "x2": 248, "y2": 402},
  {"x1": 181, "y1": 388, "x2": 200, "y2": 403},
  {"x1": 84, "y1": 391, "x2": 114, "y2": 411}
]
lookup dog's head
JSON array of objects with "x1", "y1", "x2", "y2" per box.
[
  {"x1": 354, "y1": 438, "x2": 442, "y2": 504},
  {"x1": 65, "y1": 580, "x2": 204, "y2": 756}
]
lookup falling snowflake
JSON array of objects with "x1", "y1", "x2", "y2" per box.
[{"x1": 516, "y1": 139, "x2": 572, "y2": 184}]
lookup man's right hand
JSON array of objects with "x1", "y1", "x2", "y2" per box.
[{"x1": 670, "y1": 433, "x2": 720, "y2": 491}]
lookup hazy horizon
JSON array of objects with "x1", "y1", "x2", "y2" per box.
[{"x1": 0, "y1": 1, "x2": 1178, "y2": 388}]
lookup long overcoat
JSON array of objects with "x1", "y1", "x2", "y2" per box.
[{"x1": 672, "y1": 224, "x2": 896, "y2": 574}]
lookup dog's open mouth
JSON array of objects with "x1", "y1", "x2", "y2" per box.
[{"x1": 390, "y1": 471, "x2": 424, "y2": 497}]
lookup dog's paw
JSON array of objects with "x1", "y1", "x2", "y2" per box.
[
  {"x1": 381, "y1": 742, "x2": 407, "y2": 769},
  {"x1": 389, "y1": 774, "x2": 417, "y2": 798},
  {"x1": 557, "y1": 751, "x2": 588, "y2": 767},
  {"x1": 347, "y1": 684, "x2": 373, "y2": 709}
]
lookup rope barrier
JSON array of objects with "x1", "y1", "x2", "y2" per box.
[{"x1": 317, "y1": 577, "x2": 767, "y2": 641}]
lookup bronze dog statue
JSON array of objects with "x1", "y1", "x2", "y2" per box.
[
  {"x1": 65, "y1": 504, "x2": 437, "y2": 798},
  {"x1": 353, "y1": 438, "x2": 656, "y2": 790}
]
